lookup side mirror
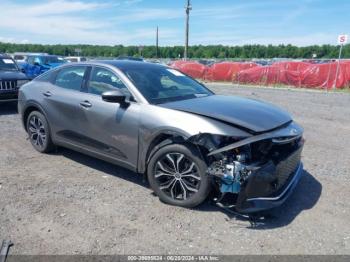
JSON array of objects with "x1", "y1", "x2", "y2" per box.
[
  {"x1": 101, "y1": 90, "x2": 126, "y2": 103},
  {"x1": 21, "y1": 68, "x2": 26, "y2": 73}
]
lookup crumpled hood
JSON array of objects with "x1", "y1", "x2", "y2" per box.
[{"x1": 160, "y1": 95, "x2": 292, "y2": 133}]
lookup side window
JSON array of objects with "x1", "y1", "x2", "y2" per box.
[
  {"x1": 55, "y1": 66, "x2": 86, "y2": 91},
  {"x1": 27, "y1": 57, "x2": 34, "y2": 64},
  {"x1": 88, "y1": 67, "x2": 130, "y2": 96}
]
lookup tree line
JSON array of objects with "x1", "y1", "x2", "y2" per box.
[{"x1": 0, "y1": 42, "x2": 349, "y2": 59}]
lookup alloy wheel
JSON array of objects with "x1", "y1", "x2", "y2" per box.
[
  {"x1": 28, "y1": 115, "x2": 46, "y2": 148},
  {"x1": 154, "y1": 153, "x2": 201, "y2": 201}
]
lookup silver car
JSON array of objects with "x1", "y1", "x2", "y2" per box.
[{"x1": 18, "y1": 61, "x2": 304, "y2": 213}]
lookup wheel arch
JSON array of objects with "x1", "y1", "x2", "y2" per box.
[
  {"x1": 138, "y1": 129, "x2": 191, "y2": 174},
  {"x1": 22, "y1": 101, "x2": 48, "y2": 132}
]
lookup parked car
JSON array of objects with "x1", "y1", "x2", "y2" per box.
[
  {"x1": 18, "y1": 61, "x2": 304, "y2": 213},
  {"x1": 11, "y1": 52, "x2": 49, "y2": 63},
  {"x1": 22, "y1": 55, "x2": 66, "y2": 79},
  {"x1": 65, "y1": 56, "x2": 88, "y2": 63},
  {"x1": 0, "y1": 54, "x2": 30, "y2": 102}
]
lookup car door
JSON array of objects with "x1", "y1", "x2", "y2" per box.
[
  {"x1": 77, "y1": 66, "x2": 140, "y2": 171},
  {"x1": 42, "y1": 65, "x2": 90, "y2": 144}
]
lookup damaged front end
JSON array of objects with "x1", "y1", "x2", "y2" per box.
[{"x1": 190, "y1": 122, "x2": 304, "y2": 214}]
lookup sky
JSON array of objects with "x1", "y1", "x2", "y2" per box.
[{"x1": 0, "y1": 0, "x2": 349, "y2": 46}]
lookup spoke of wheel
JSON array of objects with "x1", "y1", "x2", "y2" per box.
[
  {"x1": 33, "y1": 117, "x2": 39, "y2": 128},
  {"x1": 156, "y1": 161, "x2": 174, "y2": 175},
  {"x1": 41, "y1": 134, "x2": 46, "y2": 141},
  {"x1": 29, "y1": 126, "x2": 36, "y2": 133},
  {"x1": 180, "y1": 162, "x2": 195, "y2": 175},
  {"x1": 160, "y1": 178, "x2": 176, "y2": 190},
  {"x1": 35, "y1": 137, "x2": 39, "y2": 146},
  {"x1": 155, "y1": 172, "x2": 174, "y2": 178},
  {"x1": 181, "y1": 179, "x2": 198, "y2": 192},
  {"x1": 30, "y1": 119, "x2": 36, "y2": 129},
  {"x1": 176, "y1": 154, "x2": 184, "y2": 173},
  {"x1": 166, "y1": 154, "x2": 177, "y2": 172},
  {"x1": 178, "y1": 180, "x2": 187, "y2": 200},
  {"x1": 170, "y1": 180, "x2": 178, "y2": 199},
  {"x1": 38, "y1": 135, "x2": 43, "y2": 147},
  {"x1": 181, "y1": 172, "x2": 201, "y2": 181}
]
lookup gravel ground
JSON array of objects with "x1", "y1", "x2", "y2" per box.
[{"x1": 0, "y1": 84, "x2": 350, "y2": 255}]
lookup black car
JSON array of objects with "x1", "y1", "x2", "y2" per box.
[{"x1": 0, "y1": 54, "x2": 30, "y2": 102}]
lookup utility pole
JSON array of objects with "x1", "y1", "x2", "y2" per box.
[
  {"x1": 184, "y1": 0, "x2": 191, "y2": 60},
  {"x1": 156, "y1": 26, "x2": 159, "y2": 58}
]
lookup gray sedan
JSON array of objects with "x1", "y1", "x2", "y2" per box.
[{"x1": 18, "y1": 61, "x2": 304, "y2": 213}]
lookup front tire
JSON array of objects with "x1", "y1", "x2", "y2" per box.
[
  {"x1": 26, "y1": 111, "x2": 55, "y2": 153},
  {"x1": 147, "y1": 143, "x2": 211, "y2": 208}
]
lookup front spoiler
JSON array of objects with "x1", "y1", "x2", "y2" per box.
[{"x1": 236, "y1": 162, "x2": 303, "y2": 213}]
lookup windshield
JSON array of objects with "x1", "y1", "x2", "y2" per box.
[
  {"x1": 0, "y1": 58, "x2": 19, "y2": 71},
  {"x1": 42, "y1": 56, "x2": 65, "y2": 64},
  {"x1": 122, "y1": 66, "x2": 213, "y2": 104}
]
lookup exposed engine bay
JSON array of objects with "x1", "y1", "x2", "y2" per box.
[{"x1": 190, "y1": 122, "x2": 304, "y2": 213}]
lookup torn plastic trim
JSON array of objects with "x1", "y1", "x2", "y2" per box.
[
  {"x1": 207, "y1": 122, "x2": 303, "y2": 156},
  {"x1": 246, "y1": 162, "x2": 303, "y2": 202}
]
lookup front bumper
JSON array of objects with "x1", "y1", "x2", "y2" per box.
[
  {"x1": 236, "y1": 162, "x2": 303, "y2": 213},
  {"x1": 0, "y1": 91, "x2": 18, "y2": 102}
]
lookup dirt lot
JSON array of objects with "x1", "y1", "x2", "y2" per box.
[{"x1": 0, "y1": 84, "x2": 350, "y2": 255}]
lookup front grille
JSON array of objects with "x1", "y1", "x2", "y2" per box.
[
  {"x1": 275, "y1": 146, "x2": 302, "y2": 190},
  {"x1": 0, "y1": 80, "x2": 17, "y2": 91}
]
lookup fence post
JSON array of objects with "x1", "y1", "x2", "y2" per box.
[{"x1": 333, "y1": 44, "x2": 343, "y2": 89}]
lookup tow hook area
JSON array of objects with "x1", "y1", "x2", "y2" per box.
[{"x1": 207, "y1": 159, "x2": 270, "y2": 226}]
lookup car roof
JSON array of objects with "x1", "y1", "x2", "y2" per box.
[
  {"x1": 27, "y1": 54, "x2": 58, "y2": 57},
  {"x1": 80, "y1": 60, "x2": 167, "y2": 71}
]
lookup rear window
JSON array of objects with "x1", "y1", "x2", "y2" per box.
[{"x1": 14, "y1": 55, "x2": 25, "y2": 60}]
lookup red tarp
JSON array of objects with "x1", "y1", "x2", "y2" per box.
[
  {"x1": 271, "y1": 61, "x2": 311, "y2": 72},
  {"x1": 170, "y1": 60, "x2": 350, "y2": 89},
  {"x1": 204, "y1": 62, "x2": 258, "y2": 81},
  {"x1": 235, "y1": 66, "x2": 300, "y2": 85},
  {"x1": 236, "y1": 62, "x2": 350, "y2": 89},
  {"x1": 300, "y1": 62, "x2": 350, "y2": 89},
  {"x1": 170, "y1": 61, "x2": 207, "y2": 79}
]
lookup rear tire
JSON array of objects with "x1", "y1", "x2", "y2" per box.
[
  {"x1": 147, "y1": 143, "x2": 211, "y2": 208},
  {"x1": 26, "y1": 111, "x2": 55, "y2": 153}
]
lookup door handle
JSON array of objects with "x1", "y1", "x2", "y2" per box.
[
  {"x1": 43, "y1": 91, "x2": 52, "y2": 97},
  {"x1": 80, "y1": 101, "x2": 92, "y2": 108}
]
